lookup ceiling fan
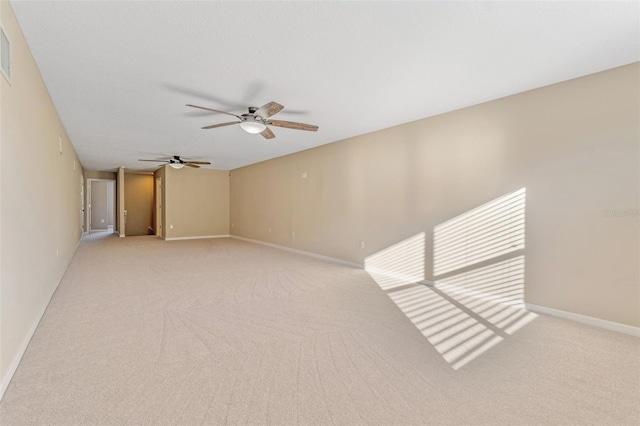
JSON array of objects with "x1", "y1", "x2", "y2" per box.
[
  {"x1": 186, "y1": 101, "x2": 318, "y2": 139},
  {"x1": 138, "y1": 155, "x2": 211, "y2": 169}
]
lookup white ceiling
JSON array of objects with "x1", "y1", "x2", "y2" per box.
[{"x1": 10, "y1": 1, "x2": 640, "y2": 172}]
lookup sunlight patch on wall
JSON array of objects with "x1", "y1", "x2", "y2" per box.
[
  {"x1": 437, "y1": 256, "x2": 525, "y2": 307},
  {"x1": 434, "y1": 188, "x2": 526, "y2": 276},
  {"x1": 364, "y1": 232, "x2": 425, "y2": 288}
]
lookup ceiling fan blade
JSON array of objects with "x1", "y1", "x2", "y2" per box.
[
  {"x1": 255, "y1": 102, "x2": 284, "y2": 119},
  {"x1": 260, "y1": 127, "x2": 275, "y2": 139},
  {"x1": 185, "y1": 163, "x2": 201, "y2": 168},
  {"x1": 138, "y1": 159, "x2": 169, "y2": 163},
  {"x1": 186, "y1": 104, "x2": 242, "y2": 120},
  {"x1": 164, "y1": 84, "x2": 244, "y2": 110},
  {"x1": 184, "y1": 161, "x2": 211, "y2": 165},
  {"x1": 202, "y1": 121, "x2": 241, "y2": 130},
  {"x1": 267, "y1": 120, "x2": 318, "y2": 132}
]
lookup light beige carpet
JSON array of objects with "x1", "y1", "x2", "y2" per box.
[{"x1": 1, "y1": 234, "x2": 638, "y2": 425}]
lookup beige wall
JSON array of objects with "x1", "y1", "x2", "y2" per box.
[
  {"x1": 84, "y1": 170, "x2": 117, "y2": 180},
  {"x1": 0, "y1": 1, "x2": 83, "y2": 395},
  {"x1": 230, "y1": 63, "x2": 640, "y2": 327},
  {"x1": 107, "y1": 182, "x2": 114, "y2": 226},
  {"x1": 124, "y1": 173, "x2": 153, "y2": 236},
  {"x1": 160, "y1": 166, "x2": 229, "y2": 239},
  {"x1": 0, "y1": 0, "x2": 4, "y2": 397}
]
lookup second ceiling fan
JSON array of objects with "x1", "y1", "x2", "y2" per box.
[
  {"x1": 138, "y1": 155, "x2": 210, "y2": 169},
  {"x1": 186, "y1": 101, "x2": 318, "y2": 139}
]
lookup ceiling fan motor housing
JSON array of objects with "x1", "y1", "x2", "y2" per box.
[{"x1": 242, "y1": 113, "x2": 264, "y2": 123}]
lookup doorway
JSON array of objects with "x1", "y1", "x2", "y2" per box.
[
  {"x1": 81, "y1": 175, "x2": 85, "y2": 233},
  {"x1": 123, "y1": 173, "x2": 154, "y2": 236},
  {"x1": 87, "y1": 178, "x2": 116, "y2": 234},
  {"x1": 155, "y1": 177, "x2": 163, "y2": 238}
]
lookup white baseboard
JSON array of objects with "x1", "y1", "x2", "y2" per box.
[
  {"x1": 230, "y1": 235, "x2": 363, "y2": 269},
  {"x1": 165, "y1": 234, "x2": 230, "y2": 241},
  {"x1": 526, "y1": 303, "x2": 640, "y2": 337},
  {"x1": 0, "y1": 237, "x2": 82, "y2": 400}
]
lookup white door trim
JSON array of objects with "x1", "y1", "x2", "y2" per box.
[
  {"x1": 155, "y1": 177, "x2": 162, "y2": 238},
  {"x1": 86, "y1": 178, "x2": 116, "y2": 234}
]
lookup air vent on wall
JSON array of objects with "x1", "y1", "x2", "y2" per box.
[{"x1": 1, "y1": 27, "x2": 10, "y2": 82}]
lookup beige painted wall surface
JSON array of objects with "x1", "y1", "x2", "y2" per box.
[
  {"x1": 230, "y1": 63, "x2": 640, "y2": 327},
  {"x1": 0, "y1": 0, "x2": 4, "y2": 398},
  {"x1": 0, "y1": 1, "x2": 83, "y2": 395},
  {"x1": 90, "y1": 181, "x2": 109, "y2": 230},
  {"x1": 85, "y1": 170, "x2": 117, "y2": 180},
  {"x1": 0, "y1": 0, "x2": 4, "y2": 396},
  {"x1": 124, "y1": 173, "x2": 153, "y2": 236},
  {"x1": 164, "y1": 166, "x2": 229, "y2": 239},
  {"x1": 107, "y1": 182, "x2": 114, "y2": 226}
]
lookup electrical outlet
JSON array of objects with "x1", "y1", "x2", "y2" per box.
[
  {"x1": 101, "y1": 219, "x2": 104, "y2": 223},
  {"x1": 360, "y1": 241, "x2": 365, "y2": 249},
  {"x1": 292, "y1": 231, "x2": 295, "y2": 238},
  {"x1": 301, "y1": 171, "x2": 307, "y2": 179},
  {"x1": 231, "y1": 223, "x2": 235, "y2": 228},
  {"x1": 56, "y1": 249, "x2": 59, "y2": 258},
  {"x1": 268, "y1": 227, "x2": 272, "y2": 233},
  {"x1": 170, "y1": 224, "x2": 174, "y2": 229}
]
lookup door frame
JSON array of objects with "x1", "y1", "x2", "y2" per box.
[
  {"x1": 80, "y1": 174, "x2": 85, "y2": 233},
  {"x1": 155, "y1": 177, "x2": 163, "y2": 238},
  {"x1": 86, "y1": 178, "x2": 116, "y2": 234}
]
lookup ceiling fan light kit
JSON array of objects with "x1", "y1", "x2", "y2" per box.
[
  {"x1": 169, "y1": 163, "x2": 185, "y2": 169},
  {"x1": 240, "y1": 120, "x2": 267, "y2": 134},
  {"x1": 187, "y1": 101, "x2": 318, "y2": 139}
]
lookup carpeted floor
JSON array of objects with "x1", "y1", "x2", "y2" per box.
[{"x1": 1, "y1": 234, "x2": 638, "y2": 425}]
